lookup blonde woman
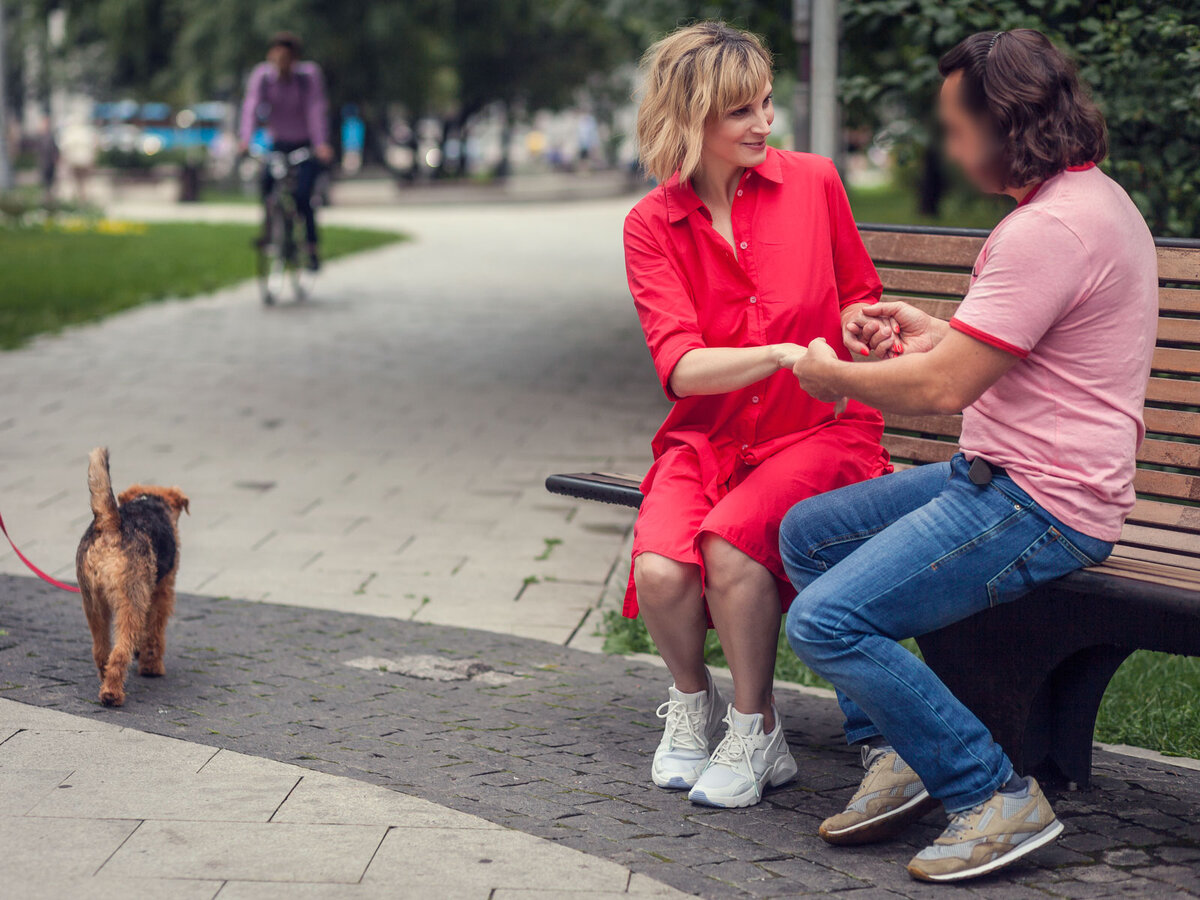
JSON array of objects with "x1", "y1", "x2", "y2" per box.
[{"x1": 623, "y1": 21, "x2": 891, "y2": 808}]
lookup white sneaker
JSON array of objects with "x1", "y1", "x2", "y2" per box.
[
  {"x1": 651, "y1": 673, "x2": 726, "y2": 790},
  {"x1": 688, "y1": 705, "x2": 799, "y2": 808}
]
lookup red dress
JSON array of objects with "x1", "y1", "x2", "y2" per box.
[{"x1": 623, "y1": 148, "x2": 891, "y2": 618}]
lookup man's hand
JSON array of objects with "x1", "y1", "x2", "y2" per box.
[
  {"x1": 843, "y1": 303, "x2": 895, "y2": 359},
  {"x1": 792, "y1": 338, "x2": 847, "y2": 416},
  {"x1": 315, "y1": 143, "x2": 335, "y2": 164},
  {"x1": 861, "y1": 301, "x2": 939, "y2": 356}
]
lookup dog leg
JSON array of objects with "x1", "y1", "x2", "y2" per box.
[
  {"x1": 99, "y1": 586, "x2": 148, "y2": 707},
  {"x1": 139, "y1": 577, "x2": 175, "y2": 677},
  {"x1": 81, "y1": 586, "x2": 112, "y2": 679}
]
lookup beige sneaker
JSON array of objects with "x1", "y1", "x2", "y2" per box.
[
  {"x1": 907, "y1": 776, "x2": 1063, "y2": 882},
  {"x1": 819, "y1": 745, "x2": 939, "y2": 845}
]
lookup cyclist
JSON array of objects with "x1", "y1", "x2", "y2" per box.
[{"x1": 238, "y1": 31, "x2": 332, "y2": 271}]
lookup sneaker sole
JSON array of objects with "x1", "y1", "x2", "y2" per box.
[
  {"x1": 688, "y1": 755, "x2": 799, "y2": 809},
  {"x1": 820, "y1": 790, "x2": 940, "y2": 846},
  {"x1": 653, "y1": 773, "x2": 696, "y2": 791},
  {"x1": 907, "y1": 819, "x2": 1064, "y2": 883}
]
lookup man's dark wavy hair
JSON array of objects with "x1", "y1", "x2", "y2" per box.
[{"x1": 938, "y1": 29, "x2": 1107, "y2": 188}]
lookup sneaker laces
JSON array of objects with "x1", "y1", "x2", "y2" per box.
[
  {"x1": 941, "y1": 803, "x2": 986, "y2": 841},
  {"x1": 656, "y1": 698, "x2": 706, "y2": 751},
  {"x1": 707, "y1": 709, "x2": 756, "y2": 782}
]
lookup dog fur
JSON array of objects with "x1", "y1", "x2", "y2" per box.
[{"x1": 75, "y1": 447, "x2": 189, "y2": 707}]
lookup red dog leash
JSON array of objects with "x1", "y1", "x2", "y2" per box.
[{"x1": 0, "y1": 510, "x2": 80, "y2": 593}]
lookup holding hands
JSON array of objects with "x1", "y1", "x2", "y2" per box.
[{"x1": 844, "y1": 301, "x2": 938, "y2": 359}]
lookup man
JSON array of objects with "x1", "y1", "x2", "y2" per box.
[
  {"x1": 239, "y1": 31, "x2": 333, "y2": 271},
  {"x1": 777, "y1": 29, "x2": 1158, "y2": 882}
]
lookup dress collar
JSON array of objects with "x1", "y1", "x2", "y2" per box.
[{"x1": 663, "y1": 147, "x2": 785, "y2": 223}]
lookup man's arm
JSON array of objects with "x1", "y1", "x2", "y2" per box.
[
  {"x1": 792, "y1": 330, "x2": 1019, "y2": 417},
  {"x1": 239, "y1": 65, "x2": 264, "y2": 147},
  {"x1": 304, "y1": 64, "x2": 331, "y2": 154}
]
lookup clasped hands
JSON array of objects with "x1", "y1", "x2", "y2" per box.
[{"x1": 771, "y1": 339, "x2": 847, "y2": 415}]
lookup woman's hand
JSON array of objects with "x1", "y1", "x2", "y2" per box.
[
  {"x1": 842, "y1": 303, "x2": 895, "y2": 359},
  {"x1": 792, "y1": 338, "x2": 847, "y2": 416},
  {"x1": 861, "y1": 301, "x2": 940, "y2": 357},
  {"x1": 770, "y1": 342, "x2": 808, "y2": 369}
]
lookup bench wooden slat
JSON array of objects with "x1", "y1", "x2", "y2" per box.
[
  {"x1": 1153, "y1": 346, "x2": 1200, "y2": 376},
  {"x1": 1119, "y1": 522, "x2": 1200, "y2": 556},
  {"x1": 1156, "y1": 317, "x2": 1200, "y2": 344},
  {"x1": 880, "y1": 433, "x2": 957, "y2": 464},
  {"x1": 859, "y1": 231, "x2": 984, "y2": 268},
  {"x1": 1143, "y1": 407, "x2": 1200, "y2": 439},
  {"x1": 878, "y1": 412, "x2": 963, "y2": 438},
  {"x1": 1138, "y1": 437, "x2": 1200, "y2": 470},
  {"x1": 1109, "y1": 544, "x2": 1200, "y2": 574},
  {"x1": 1159, "y1": 287, "x2": 1200, "y2": 315},
  {"x1": 1126, "y1": 498, "x2": 1200, "y2": 532},
  {"x1": 1145, "y1": 379, "x2": 1200, "y2": 408},
  {"x1": 1133, "y1": 468, "x2": 1200, "y2": 502},
  {"x1": 1158, "y1": 247, "x2": 1200, "y2": 284},
  {"x1": 876, "y1": 268, "x2": 972, "y2": 298},
  {"x1": 1088, "y1": 556, "x2": 1200, "y2": 591}
]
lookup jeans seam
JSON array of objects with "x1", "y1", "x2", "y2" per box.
[
  {"x1": 838, "y1": 633, "x2": 1004, "y2": 794},
  {"x1": 985, "y1": 529, "x2": 1055, "y2": 608},
  {"x1": 1053, "y1": 527, "x2": 1106, "y2": 567}
]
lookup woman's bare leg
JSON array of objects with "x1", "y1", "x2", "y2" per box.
[
  {"x1": 700, "y1": 534, "x2": 780, "y2": 730},
  {"x1": 633, "y1": 552, "x2": 707, "y2": 693}
]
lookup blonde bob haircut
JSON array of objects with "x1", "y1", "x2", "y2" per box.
[{"x1": 636, "y1": 21, "x2": 773, "y2": 185}]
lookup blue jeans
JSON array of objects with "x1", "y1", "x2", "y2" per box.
[{"x1": 779, "y1": 455, "x2": 1112, "y2": 812}]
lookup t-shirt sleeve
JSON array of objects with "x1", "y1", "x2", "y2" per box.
[
  {"x1": 823, "y1": 162, "x2": 882, "y2": 311},
  {"x1": 951, "y1": 211, "x2": 1089, "y2": 358},
  {"x1": 624, "y1": 208, "x2": 705, "y2": 400}
]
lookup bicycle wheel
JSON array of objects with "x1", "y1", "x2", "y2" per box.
[
  {"x1": 255, "y1": 207, "x2": 276, "y2": 305},
  {"x1": 284, "y1": 213, "x2": 307, "y2": 302},
  {"x1": 265, "y1": 203, "x2": 290, "y2": 304}
]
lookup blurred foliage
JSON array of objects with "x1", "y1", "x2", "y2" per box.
[{"x1": 841, "y1": 1, "x2": 1200, "y2": 236}]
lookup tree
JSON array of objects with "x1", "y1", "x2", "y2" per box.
[{"x1": 841, "y1": 1, "x2": 1200, "y2": 236}]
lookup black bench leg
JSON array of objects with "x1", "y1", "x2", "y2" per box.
[{"x1": 1025, "y1": 645, "x2": 1132, "y2": 789}]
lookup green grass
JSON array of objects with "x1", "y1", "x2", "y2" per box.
[
  {"x1": 0, "y1": 221, "x2": 405, "y2": 350},
  {"x1": 600, "y1": 611, "x2": 1200, "y2": 758},
  {"x1": 847, "y1": 182, "x2": 1009, "y2": 230}
]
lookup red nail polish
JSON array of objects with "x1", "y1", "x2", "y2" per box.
[{"x1": 860, "y1": 348, "x2": 869, "y2": 356}]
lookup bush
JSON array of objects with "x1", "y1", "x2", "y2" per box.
[{"x1": 842, "y1": 1, "x2": 1200, "y2": 236}]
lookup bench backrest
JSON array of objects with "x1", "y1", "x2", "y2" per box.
[{"x1": 860, "y1": 224, "x2": 1200, "y2": 578}]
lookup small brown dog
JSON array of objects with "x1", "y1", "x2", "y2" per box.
[{"x1": 75, "y1": 447, "x2": 189, "y2": 706}]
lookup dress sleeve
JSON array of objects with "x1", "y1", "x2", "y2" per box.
[
  {"x1": 624, "y1": 208, "x2": 705, "y2": 401},
  {"x1": 824, "y1": 163, "x2": 882, "y2": 311},
  {"x1": 950, "y1": 212, "x2": 1087, "y2": 358}
]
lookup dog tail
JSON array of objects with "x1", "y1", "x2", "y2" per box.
[{"x1": 87, "y1": 447, "x2": 120, "y2": 534}]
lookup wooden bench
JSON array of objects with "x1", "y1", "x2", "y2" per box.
[{"x1": 547, "y1": 223, "x2": 1200, "y2": 789}]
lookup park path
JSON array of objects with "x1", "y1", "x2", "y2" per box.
[
  {"x1": 0, "y1": 195, "x2": 692, "y2": 897},
  {"x1": 0, "y1": 196, "x2": 663, "y2": 647}
]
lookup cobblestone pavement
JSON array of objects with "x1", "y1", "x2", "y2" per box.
[{"x1": 4, "y1": 575, "x2": 1198, "y2": 899}]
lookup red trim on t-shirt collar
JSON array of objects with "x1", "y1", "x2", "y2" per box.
[
  {"x1": 949, "y1": 318, "x2": 1030, "y2": 359},
  {"x1": 1017, "y1": 161, "x2": 1097, "y2": 208}
]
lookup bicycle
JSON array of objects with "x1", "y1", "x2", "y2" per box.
[{"x1": 250, "y1": 146, "x2": 315, "y2": 305}]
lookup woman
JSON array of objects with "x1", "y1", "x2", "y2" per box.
[
  {"x1": 623, "y1": 21, "x2": 891, "y2": 809},
  {"x1": 778, "y1": 30, "x2": 1156, "y2": 881}
]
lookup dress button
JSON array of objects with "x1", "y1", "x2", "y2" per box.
[
  {"x1": 751, "y1": 396, "x2": 760, "y2": 404},
  {"x1": 741, "y1": 444, "x2": 749, "y2": 451},
  {"x1": 737, "y1": 189, "x2": 743, "y2": 197},
  {"x1": 739, "y1": 241, "x2": 748, "y2": 250},
  {"x1": 749, "y1": 296, "x2": 757, "y2": 304}
]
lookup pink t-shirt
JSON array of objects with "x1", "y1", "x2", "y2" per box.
[{"x1": 951, "y1": 164, "x2": 1158, "y2": 541}]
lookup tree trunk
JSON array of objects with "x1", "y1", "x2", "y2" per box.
[{"x1": 918, "y1": 143, "x2": 946, "y2": 218}]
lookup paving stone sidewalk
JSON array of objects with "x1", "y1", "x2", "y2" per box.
[
  {"x1": 0, "y1": 698, "x2": 682, "y2": 900},
  {"x1": 4, "y1": 574, "x2": 1198, "y2": 899}
]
